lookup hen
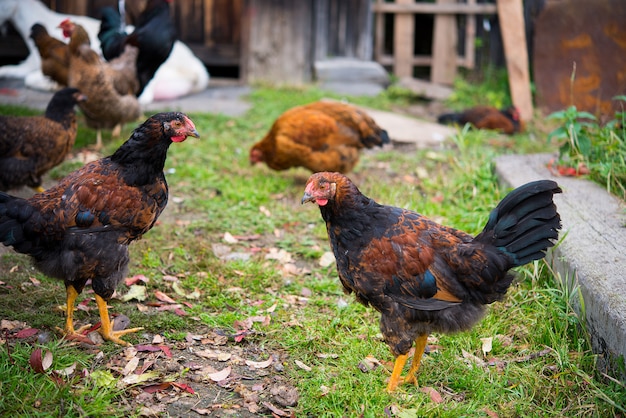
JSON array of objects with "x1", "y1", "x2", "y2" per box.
[
  {"x1": 0, "y1": 112, "x2": 199, "y2": 346},
  {"x1": 98, "y1": 0, "x2": 177, "y2": 97},
  {"x1": 0, "y1": 87, "x2": 86, "y2": 193},
  {"x1": 250, "y1": 101, "x2": 390, "y2": 173},
  {"x1": 437, "y1": 105, "x2": 523, "y2": 135},
  {"x1": 62, "y1": 19, "x2": 141, "y2": 149},
  {"x1": 29, "y1": 23, "x2": 70, "y2": 87},
  {"x1": 302, "y1": 172, "x2": 561, "y2": 392}
]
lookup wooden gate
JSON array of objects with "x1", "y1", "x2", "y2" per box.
[{"x1": 372, "y1": 0, "x2": 497, "y2": 85}]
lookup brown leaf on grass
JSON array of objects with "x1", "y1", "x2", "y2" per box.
[
  {"x1": 154, "y1": 290, "x2": 176, "y2": 304},
  {"x1": 15, "y1": 328, "x2": 40, "y2": 339},
  {"x1": 420, "y1": 386, "x2": 444, "y2": 403},
  {"x1": 124, "y1": 275, "x2": 149, "y2": 286},
  {"x1": 29, "y1": 277, "x2": 41, "y2": 286},
  {"x1": 29, "y1": 348, "x2": 53, "y2": 373}
]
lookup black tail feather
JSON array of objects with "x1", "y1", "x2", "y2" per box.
[{"x1": 475, "y1": 180, "x2": 562, "y2": 267}]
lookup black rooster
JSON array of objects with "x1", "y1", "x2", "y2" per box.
[{"x1": 98, "y1": 0, "x2": 176, "y2": 96}]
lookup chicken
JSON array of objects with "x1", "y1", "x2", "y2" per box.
[
  {"x1": 29, "y1": 22, "x2": 138, "y2": 95},
  {"x1": 0, "y1": 0, "x2": 209, "y2": 104},
  {"x1": 0, "y1": 112, "x2": 199, "y2": 346},
  {"x1": 0, "y1": 87, "x2": 86, "y2": 193},
  {"x1": 29, "y1": 23, "x2": 70, "y2": 87},
  {"x1": 437, "y1": 106, "x2": 523, "y2": 134},
  {"x1": 61, "y1": 19, "x2": 141, "y2": 149},
  {"x1": 250, "y1": 101, "x2": 390, "y2": 174},
  {"x1": 302, "y1": 172, "x2": 561, "y2": 392},
  {"x1": 98, "y1": 0, "x2": 177, "y2": 97}
]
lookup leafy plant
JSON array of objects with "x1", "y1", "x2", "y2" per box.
[{"x1": 547, "y1": 97, "x2": 626, "y2": 199}]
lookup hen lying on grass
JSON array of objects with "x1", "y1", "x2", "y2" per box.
[
  {"x1": 0, "y1": 112, "x2": 199, "y2": 346},
  {"x1": 302, "y1": 172, "x2": 561, "y2": 392},
  {"x1": 250, "y1": 101, "x2": 389, "y2": 174},
  {"x1": 437, "y1": 105, "x2": 523, "y2": 135},
  {"x1": 0, "y1": 87, "x2": 86, "y2": 193}
]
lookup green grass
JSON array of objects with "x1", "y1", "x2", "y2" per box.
[{"x1": 1, "y1": 84, "x2": 625, "y2": 416}]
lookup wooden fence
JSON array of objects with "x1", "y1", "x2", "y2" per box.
[{"x1": 372, "y1": 0, "x2": 497, "y2": 84}]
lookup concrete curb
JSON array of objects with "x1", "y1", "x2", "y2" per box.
[{"x1": 495, "y1": 153, "x2": 626, "y2": 382}]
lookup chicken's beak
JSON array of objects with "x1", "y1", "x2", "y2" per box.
[
  {"x1": 187, "y1": 129, "x2": 200, "y2": 138},
  {"x1": 301, "y1": 192, "x2": 315, "y2": 205}
]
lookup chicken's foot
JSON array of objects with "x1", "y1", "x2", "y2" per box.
[
  {"x1": 57, "y1": 285, "x2": 94, "y2": 344},
  {"x1": 386, "y1": 353, "x2": 409, "y2": 392},
  {"x1": 95, "y1": 294, "x2": 143, "y2": 346},
  {"x1": 404, "y1": 333, "x2": 428, "y2": 386}
]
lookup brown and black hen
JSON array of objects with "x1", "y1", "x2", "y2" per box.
[
  {"x1": 0, "y1": 112, "x2": 199, "y2": 346},
  {"x1": 250, "y1": 101, "x2": 389, "y2": 174},
  {"x1": 302, "y1": 172, "x2": 561, "y2": 392},
  {"x1": 30, "y1": 23, "x2": 70, "y2": 87},
  {"x1": 0, "y1": 87, "x2": 86, "y2": 193},
  {"x1": 61, "y1": 19, "x2": 141, "y2": 149},
  {"x1": 437, "y1": 105, "x2": 523, "y2": 134}
]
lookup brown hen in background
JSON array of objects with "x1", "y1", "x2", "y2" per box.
[
  {"x1": 437, "y1": 105, "x2": 523, "y2": 134},
  {"x1": 0, "y1": 87, "x2": 86, "y2": 193},
  {"x1": 250, "y1": 101, "x2": 389, "y2": 174}
]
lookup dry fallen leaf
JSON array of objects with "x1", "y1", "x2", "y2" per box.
[
  {"x1": 481, "y1": 337, "x2": 493, "y2": 357},
  {"x1": 294, "y1": 360, "x2": 312, "y2": 372},
  {"x1": 29, "y1": 348, "x2": 53, "y2": 374},
  {"x1": 208, "y1": 366, "x2": 232, "y2": 382},
  {"x1": 245, "y1": 357, "x2": 273, "y2": 369},
  {"x1": 154, "y1": 290, "x2": 176, "y2": 304},
  {"x1": 420, "y1": 386, "x2": 444, "y2": 403},
  {"x1": 120, "y1": 285, "x2": 147, "y2": 302},
  {"x1": 462, "y1": 349, "x2": 486, "y2": 367}
]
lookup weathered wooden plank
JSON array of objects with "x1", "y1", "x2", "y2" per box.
[
  {"x1": 243, "y1": 0, "x2": 313, "y2": 84},
  {"x1": 463, "y1": 0, "x2": 476, "y2": 69},
  {"x1": 373, "y1": 3, "x2": 497, "y2": 14},
  {"x1": 431, "y1": 0, "x2": 457, "y2": 84},
  {"x1": 393, "y1": 0, "x2": 414, "y2": 77},
  {"x1": 497, "y1": 0, "x2": 533, "y2": 120}
]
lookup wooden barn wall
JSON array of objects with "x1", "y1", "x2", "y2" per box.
[{"x1": 241, "y1": 0, "x2": 314, "y2": 84}]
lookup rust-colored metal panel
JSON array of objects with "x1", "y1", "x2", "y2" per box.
[{"x1": 533, "y1": 0, "x2": 626, "y2": 119}]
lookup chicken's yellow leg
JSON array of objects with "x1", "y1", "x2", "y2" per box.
[
  {"x1": 60, "y1": 285, "x2": 91, "y2": 338},
  {"x1": 94, "y1": 294, "x2": 143, "y2": 346},
  {"x1": 386, "y1": 353, "x2": 409, "y2": 393},
  {"x1": 404, "y1": 333, "x2": 428, "y2": 386},
  {"x1": 63, "y1": 285, "x2": 80, "y2": 334}
]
